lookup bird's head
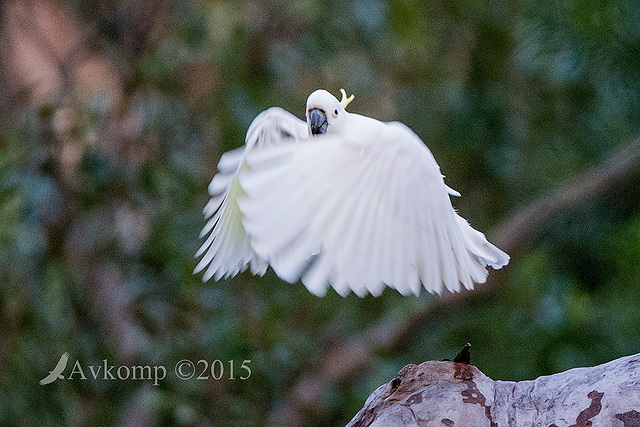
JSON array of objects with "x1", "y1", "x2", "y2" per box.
[{"x1": 306, "y1": 89, "x2": 354, "y2": 136}]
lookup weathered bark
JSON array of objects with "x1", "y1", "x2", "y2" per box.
[{"x1": 348, "y1": 353, "x2": 640, "y2": 427}]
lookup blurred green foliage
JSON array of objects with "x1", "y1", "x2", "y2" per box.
[{"x1": 1, "y1": 0, "x2": 640, "y2": 425}]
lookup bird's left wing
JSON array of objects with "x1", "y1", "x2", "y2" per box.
[
  {"x1": 194, "y1": 107, "x2": 309, "y2": 281},
  {"x1": 238, "y1": 121, "x2": 507, "y2": 297}
]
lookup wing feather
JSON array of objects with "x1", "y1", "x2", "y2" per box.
[
  {"x1": 328, "y1": 155, "x2": 380, "y2": 296},
  {"x1": 418, "y1": 204, "x2": 442, "y2": 294},
  {"x1": 242, "y1": 141, "x2": 370, "y2": 292},
  {"x1": 360, "y1": 174, "x2": 388, "y2": 296},
  {"x1": 238, "y1": 119, "x2": 508, "y2": 296},
  {"x1": 195, "y1": 107, "x2": 308, "y2": 281}
]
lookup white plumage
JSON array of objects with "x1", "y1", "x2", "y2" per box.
[{"x1": 194, "y1": 89, "x2": 509, "y2": 296}]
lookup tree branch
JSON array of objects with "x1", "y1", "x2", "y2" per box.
[{"x1": 347, "y1": 353, "x2": 640, "y2": 426}]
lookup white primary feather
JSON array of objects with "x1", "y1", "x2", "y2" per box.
[
  {"x1": 196, "y1": 89, "x2": 509, "y2": 297},
  {"x1": 194, "y1": 107, "x2": 309, "y2": 281}
]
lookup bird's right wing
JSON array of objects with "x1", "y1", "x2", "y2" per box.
[{"x1": 194, "y1": 107, "x2": 309, "y2": 282}]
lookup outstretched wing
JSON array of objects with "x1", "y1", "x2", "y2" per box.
[
  {"x1": 239, "y1": 120, "x2": 508, "y2": 297},
  {"x1": 194, "y1": 107, "x2": 309, "y2": 281}
]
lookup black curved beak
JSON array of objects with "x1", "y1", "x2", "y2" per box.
[{"x1": 309, "y1": 108, "x2": 328, "y2": 135}]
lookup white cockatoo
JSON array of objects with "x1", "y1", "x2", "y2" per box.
[{"x1": 194, "y1": 89, "x2": 509, "y2": 297}]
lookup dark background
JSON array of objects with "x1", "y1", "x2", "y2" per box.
[{"x1": 1, "y1": 0, "x2": 640, "y2": 425}]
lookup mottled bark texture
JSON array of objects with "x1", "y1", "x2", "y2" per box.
[{"x1": 348, "y1": 353, "x2": 640, "y2": 427}]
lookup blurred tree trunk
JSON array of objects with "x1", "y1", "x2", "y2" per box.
[{"x1": 347, "y1": 353, "x2": 640, "y2": 426}]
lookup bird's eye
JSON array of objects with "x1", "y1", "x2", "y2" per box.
[{"x1": 333, "y1": 109, "x2": 339, "y2": 117}]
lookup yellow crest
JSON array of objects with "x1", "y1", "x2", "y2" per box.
[{"x1": 340, "y1": 88, "x2": 355, "y2": 109}]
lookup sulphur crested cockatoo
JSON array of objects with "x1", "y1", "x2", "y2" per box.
[{"x1": 194, "y1": 89, "x2": 509, "y2": 297}]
